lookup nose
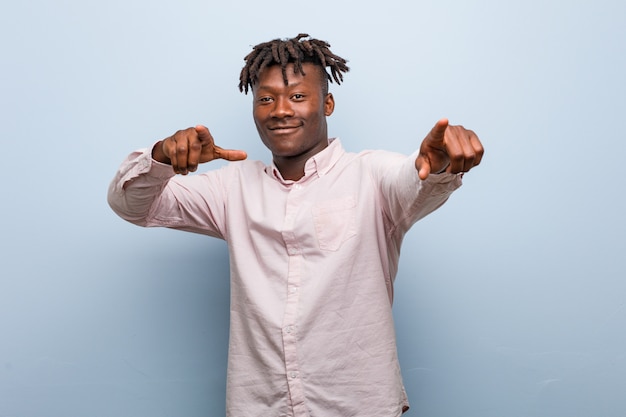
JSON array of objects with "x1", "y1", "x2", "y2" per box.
[{"x1": 270, "y1": 97, "x2": 294, "y2": 118}]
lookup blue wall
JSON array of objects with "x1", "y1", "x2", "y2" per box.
[{"x1": 1, "y1": 0, "x2": 625, "y2": 416}]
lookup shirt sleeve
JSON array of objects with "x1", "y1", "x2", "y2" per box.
[
  {"x1": 107, "y1": 147, "x2": 227, "y2": 239},
  {"x1": 368, "y1": 150, "x2": 463, "y2": 234}
]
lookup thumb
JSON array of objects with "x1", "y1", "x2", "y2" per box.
[{"x1": 417, "y1": 157, "x2": 431, "y2": 181}]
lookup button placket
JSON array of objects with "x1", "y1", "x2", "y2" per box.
[{"x1": 280, "y1": 186, "x2": 309, "y2": 415}]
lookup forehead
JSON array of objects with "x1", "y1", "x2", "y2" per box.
[{"x1": 254, "y1": 62, "x2": 324, "y2": 91}]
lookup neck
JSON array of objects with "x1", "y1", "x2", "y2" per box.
[
  {"x1": 273, "y1": 140, "x2": 329, "y2": 181},
  {"x1": 273, "y1": 156, "x2": 307, "y2": 181}
]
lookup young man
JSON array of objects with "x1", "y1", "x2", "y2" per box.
[{"x1": 108, "y1": 34, "x2": 483, "y2": 416}]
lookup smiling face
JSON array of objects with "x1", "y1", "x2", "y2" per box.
[{"x1": 252, "y1": 62, "x2": 335, "y2": 180}]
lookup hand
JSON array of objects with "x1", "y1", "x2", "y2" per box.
[
  {"x1": 415, "y1": 118, "x2": 484, "y2": 180},
  {"x1": 153, "y1": 125, "x2": 247, "y2": 175}
]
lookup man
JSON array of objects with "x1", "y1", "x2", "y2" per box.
[{"x1": 108, "y1": 33, "x2": 483, "y2": 416}]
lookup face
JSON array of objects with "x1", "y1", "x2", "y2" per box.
[{"x1": 252, "y1": 63, "x2": 335, "y2": 165}]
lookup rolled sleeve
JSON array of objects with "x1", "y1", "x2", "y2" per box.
[{"x1": 107, "y1": 147, "x2": 176, "y2": 226}]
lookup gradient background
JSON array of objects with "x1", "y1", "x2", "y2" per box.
[{"x1": 1, "y1": 0, "x2": 625, "y2": 416}]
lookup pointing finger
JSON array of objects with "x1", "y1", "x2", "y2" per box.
[
  {"x1": 214, "y1": 146, "x2": 248, "y2": 162},
  {"x1": 428, "y1": 118, "x2": 449, "y2": 144}
]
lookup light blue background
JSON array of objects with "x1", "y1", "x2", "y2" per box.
[{"x1": 2, "y1": 0, "x2": 625, "y2": 416}]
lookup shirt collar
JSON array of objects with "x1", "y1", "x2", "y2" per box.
[{"x1": 267, "y1": 138, "x2": 345, "y2": 184}]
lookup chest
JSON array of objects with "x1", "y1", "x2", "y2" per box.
[{"x1": 230, "y1": 167, "x2": 381, "y2": 255}]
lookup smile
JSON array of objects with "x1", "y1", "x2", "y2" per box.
[{"x1": 269, "y1": 125, "x2": 301, "y2": 131}]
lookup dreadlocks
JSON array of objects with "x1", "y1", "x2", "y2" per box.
[{"x1": 238, "y1": 33, "x2": 350, "y2": 95}]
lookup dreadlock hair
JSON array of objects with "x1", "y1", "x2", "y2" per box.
[{"x1": 238, "y1": 33, "x2": 350, "y2": 95}]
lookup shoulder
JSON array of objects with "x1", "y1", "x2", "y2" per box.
[{"x1": 350, "y1": 149, "x2": 411, "y2": 172}]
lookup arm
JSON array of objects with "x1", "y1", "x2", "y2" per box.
[
  {"x1": 107, "y1": 125, "x2": 246, "y2": 227},
  {"x1": 374, "y1": 118, "x2": 484, "y2": 231},
  {"x1": 375, "y1": 152, "x2": 463, "y2": 232}
]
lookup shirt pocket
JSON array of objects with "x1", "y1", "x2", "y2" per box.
[{"x1": 311, "y1": 195, "x2": 357, "y2": 251}]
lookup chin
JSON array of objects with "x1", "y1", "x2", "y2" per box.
[
  {"x1": 269, "y1": 146, "x2": 303, "y2": 158},
  {"x1": 263, "y1": 136, "x2": 301, "y2": 153}
]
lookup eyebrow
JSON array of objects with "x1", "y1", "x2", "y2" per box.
[{"x1": 255, "y1": 81, "x2": 303, "y2": 92}]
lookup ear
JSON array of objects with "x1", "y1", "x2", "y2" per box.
[{"x1": 324, "y1": 93, "x2": 335, "y2": 116}]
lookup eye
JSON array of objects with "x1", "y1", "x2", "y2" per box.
[
  {"x1": 258, "y1": 96, "x2": 273, "y2": 103},
  {"x1": 292, "y1": 93, "x2": 305, "y2": 100}
]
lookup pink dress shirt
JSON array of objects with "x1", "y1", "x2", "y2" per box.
[{"x1": 108, "y1": 138, "x2": 462, "y2": 417}]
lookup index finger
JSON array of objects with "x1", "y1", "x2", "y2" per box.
[
  {"x1": 428, "y1": 118, "x2": 449, "y2": 144},
  {"x1": 214, "y1": 146, "x2": 247, "y2": 162}
]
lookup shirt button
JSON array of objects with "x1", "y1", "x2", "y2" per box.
[
  {"x1": 289, "y1": 287, "x2": 298, "y2": 294},
  {"x1": 285, "y1": 325, "x2": 293, "y2": 334},
  {"x1": 290, "y1": 372, "x2": 298, "y2": 379}
]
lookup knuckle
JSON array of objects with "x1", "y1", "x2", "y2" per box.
[{"x1": 449, "y1": 152, "x2": 464, "y2": 163}]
